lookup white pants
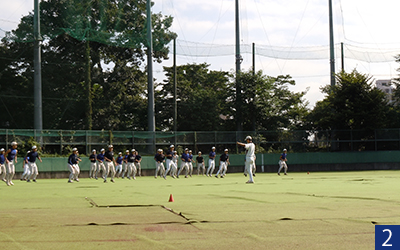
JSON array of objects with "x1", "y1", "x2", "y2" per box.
[
  {"x1": 68, "y1": 164, "x2": 79, "y2": 182},
  {"x1": 188, "y1": 162, "x2": 193, "y2": 176},
  {"x1": 197, "y1": 162, "x2": 205, "y2": 175},
  {"x1": 178, "y1": 162, "x2": 189, "y2": 177},
  {"x1": 164, "y1": 159, "x2": 173, "y2": 177},
  {"x1": 21, "y1": 163, "x2": 31, "y2": 180},
  {"x1": 27, "y1": 162, "x2": 38, "y2": 181},
  {"x1": 206, "y1": 159, "x2": 215, "y2": 176},
  {"x1": 127, "y1": 162, "x2": 137, "y2": 178},
  {"x1": 135, "y1": 162, "x2": 141, "y2": 176},
  {"x1": 104, "y1": 161, "x2": 115, "y2": 180},
  {"x1": 216, "y1": 161, "x2": 228, "y2": 177},
  {"x1": 97, "y1": 162, "x2": 105, "y2": 178},
  {"x1": 155, "y1": 162, "x2": 164, "y2": 177},
  {"x1": 278, "y1": 160, "x2": 288, "y2": 174},
  {"x1": 89, "y1": 162, "x2": 97, "y2": 178},
  {"x1": 122, "y1": 162, "x2": 128, "y2": 177},
  {"x1": 0, "y1": 164, "x2": 5, "y2": 180},
  {"x1": 115, "y1": 164, "x2": 122, "y2": 176},
  {"x1": 170, "y1": 161, "x2": 178, "y2": 176},
  {"x1": 6, "y1": 160, "x2": 15, "y2": 184},
  {"x1": 244, "y1": 157, "x2": 255, "y2": 182}
]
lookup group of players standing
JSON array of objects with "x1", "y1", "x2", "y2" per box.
[
  {"x1": 67, "y1": 145, "x2": 142, "y2": 183},
  {"x1": 0, "y1": 141, "x2": 42, "y2": 186}
]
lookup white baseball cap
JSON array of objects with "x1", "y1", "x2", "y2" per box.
[
  {"x1": 224, "y1": 149, "x2": 228, "y2": 152},
  {"x1": 198, "y1": 151, "x2": 202, "y2": 154},
  {"x1": 212, "y1": 146, "x2": 215, "y2": 150},
  {"x1": 283, "y1": 149, "x2": 287, "y2": 152},
  {"x1": 158, "y1": 149, "x2": 163, "y2": 152},
  {"x1": 0, "y1": 148, "x2": 4, "y2": 152},
  {"x1": 170, "y1": 144, "x2": 174, "y2": 148},
  {"x1": 72, "y1": 148, "x2": 78, "y2": 151},
  {"x1": 118, "y1": 152, "x2": 122, "y2": 155},
  {"x1": 245, "y1": 136, "x2": 252, "y2": 141},
  {"x1": 108, "y1": 145, "x2": 113, "y2": 148},
  {"x1": 101, "y1": 148, "x2": 105, "y2": 152},
  {"x1": 32, "y1": 145, "x2": 37, "y2": 150},
  {"x1": 185, "y1": 148, "x2": 189, "y2": 151},
  {"x1": 189, "y1": 150, "x2": 192, "y2": 153},
  {"x1": 131, "y1": 149, "x2": 135, "y2": 152},
  {"x1": 11, "y1": 141, "x2": 17, "y2": 146},
  {"x1": 126, "y1": 150, "x2": 129, "y2": 153},
  {"x1": 92, "y1": 149, "x2": 96, "y2": 152}
]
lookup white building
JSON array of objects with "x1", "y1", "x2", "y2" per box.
[{"x1": 376, "y1": 79, "x2": 393, "y2": 103}]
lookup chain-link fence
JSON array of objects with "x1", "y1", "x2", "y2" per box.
[{"x1": 1, "y1": 128, "x2": 400, "y2": 156}]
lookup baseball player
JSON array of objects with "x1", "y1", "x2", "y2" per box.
[
  {"x1": 0, "y1": 148, "x2": 6, "y2": 182},
  {"x1": 121, "y1": 150, "x2": 129, "y2": 178},
  {"x1": 188, "y1": 150, "x2": 194, "y2": 177},
  {"x1": 103, "y1": 145, "x2": 116, "y2": 183},
  {"x1": 196, "y1": 151, "x2": 205, "y2": 175},
  {"x1": 206, "y1": 146, "x2": 216, "y2": 177},
  {"x1": 26, "y1": 146, "x2": 42, "y2": 182},
  {"x1": 96, "y1": 148, "x2": 106, "y2": 180},
  {"x1": 21, "y1": 151, "x2": 31, "y2": 181},
  {"x1": 89, "y1": 149, "x2": 97, "y2": 179},
  {"x1": 5, "y1": 141, "x2": 18, "y2": 186},
  {"x1": 154, "y1": 149, "x2": 165, "y2": 178},
  {"x1": 237, "y1": 136, "x2": 256, "y2": 184},
  {"x1": 278, "y1": 149, "x2": 288, "y2": 176},
  {"x1": 126, "y1": 149, "x2": 136, "y2": 180},
  {"x1": 163, "y1": 145, "x2": 175, "y2": 179},
  {"x1": 170, "y1": 151, "x2": 178, "y2": 178},
  {"x1": 135, "y1": 151, "x2": 142, "y2": 177},
  {"x1": 177, "y1": 148, "x2": 190, "y2": 178},
  {"x1": 215, "y1": 149, "x2": 229, "y2": 178},
  {"x1": 115, "y1": 152, "x2": 123, "y2": 178},
  {"x1": 67, "y1": 148, "x2": 81, "y2": 183}
]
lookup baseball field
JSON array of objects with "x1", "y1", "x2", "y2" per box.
[{"x1": 1, "y1": 171, "x2": 399, "y2": 249}]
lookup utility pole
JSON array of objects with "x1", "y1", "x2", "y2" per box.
[
  {"x1": 329, "y1": 0, "x2": 335, "y2": 86},
  {"x1": 34, "y1": 0, "x2": 43, "y2": 131},
  {"x1": 235, "y1": 0, "x2": 243, "y2": 132},
  {"x1": 146, "y1": 0, "x2": 155, "y2": 153},
  {"x1": 341, "y1": 42, "x2": 344, "y2": 72},
  {"x1": 173, "y1": 37, "x2": 177, "y2": 133}
]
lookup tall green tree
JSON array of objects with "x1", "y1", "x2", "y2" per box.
[
  {"x1": 308, "y1": 70, "x2": 390, "y2": 131},
  {"x1": 0, "y1": 0, "x2": 175, "y2": 130},
  {"x1": 156, "y1": 63, "x2": 231, "y2": 131}
]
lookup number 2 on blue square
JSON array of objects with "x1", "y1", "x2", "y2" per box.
[{"x1": 375, "y1": 225, "x2": 400, "y2": 249}]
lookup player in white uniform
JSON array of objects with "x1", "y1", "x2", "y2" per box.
[
  {"x1": 237, "y1": 136, "x2": 256, "y2": 183},
  {"x1": 215, "y1": 149, "x2": 229, "y2": 178},
  {"x1": 170, "y1": 151, "x2": 178, "y2": 178},
  {"x1": 206, "y1": 147, "x2": 216, "y2": 177},
  {"x1": 163, "y1": 145, "x2": 175, "y2": 179},
  {"x1": 5, "y1": 141, "x2": 18, "y2": 186},
  {"x1": 154, "y1": 149, "x2": 165, "y2": 178},
  {"x1": 21, "y1": 151, "x2": 31, "y2": 181},
  {"x1": 188, "y1": 150, "x2": 194, "y2": 177},
  {"x1": 278, "y1": 149, "x2": 288, "y2": 175},
  {"x1": 134, "y1": 151, "x2": 142, "y2": 177},
  {"x1": 89, "y1": 149, "x2": 97, "y2": 179},
  {"x1": 0, "y1": 148, "x2": 6, "y2": 182},
  {"x1": 103, "y1": 145, "x2": 116, "y2": 183}
]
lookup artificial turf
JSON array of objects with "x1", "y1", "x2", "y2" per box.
[{"x1": 1, "y1": 171, "x2": 399, "y2": 249}]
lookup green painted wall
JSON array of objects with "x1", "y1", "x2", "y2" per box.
[{"x1": 12, "y1": 151, "x2": 400, "y2": 172}]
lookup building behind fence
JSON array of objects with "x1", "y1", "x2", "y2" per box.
[{"x1": 1, "y1": 128, "x2": 400, "y2": 156}]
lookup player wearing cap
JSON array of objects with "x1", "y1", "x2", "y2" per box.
[
  {"x1": 89, "y1": 149, "x2": 97, "y2": 179},
  {"x1": 177, "y1": 148, "x2": 190, "y2": 178},
  {"x1": 154, "y1": 149, "x2": 165, "y2": 178},
  {"x1": 163, "y1": 145, "x2": 175, "y2": 179},
  {"x1": 278, "y1": 149, "x2": 288, "y2": 176},
  {"x1": 126, "y1": 149, "x2": 136, "y2": 180},
  {"x1": 21, "y1": 151, "x2": 31, "y2": 181},
  {"x1": 121, "y1": 150, "x2": 130, "y2": 178},
  {"x1": 237, "y1": 136, "x2": 256, "y2": 184},
  {"x1": 134, "y1": 151, "x2": 142, "y2": 177},
  {"x1": 196, "y1": 152, "x2": 205, "y2": 175},
  {"x1": 206, "y1": 146, "x2": 216, "y2": 177},
  {"x1": 103, "y1": 145, "x2": 116, "y2": 183},
  {"x1": 170, "y1": 151, "x2": 178, "y2": 178},
  {"x1": 96, "y1": 149, "x2": 105, "y2": 180},
  {"x1": 67, "y1": 148, "x2": 81, "y2": 183},
  {"x1": 188, "y1": 150, "x2": 194, "y2": 177},
  {"x1": 215, "y1": 149, "x2": 229, "y2": 178},
  {"x1": 5, "y1": 141, "x2": 18, "y2": 186},
  {"x1": 115, "y1": 152, "x2": 123, "y2": 178},
  {"x1": 0, "y1": 148, "x2": 5, "y2": 182},
  {"x1": 26, "y1": 146, "x2": 42, "y2": 182}
]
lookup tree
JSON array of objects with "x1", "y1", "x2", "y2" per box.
[
  {"x1": 308, "y1": 70, "x2": 390, "y2": 131},
  {"x1": 0, "y1": 0, "x2": 175, "y2": 130},
  {"x1": 156, "y1": 63, "x2": 231, "y2": 131}
]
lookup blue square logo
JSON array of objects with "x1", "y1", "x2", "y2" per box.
[{"x1": 375, "y1": 225, "x2": 400, "y2": 249}]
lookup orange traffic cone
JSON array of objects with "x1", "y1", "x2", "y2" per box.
[{"x1": 168, "y1": 194, "x2": 174, "y2": 202}]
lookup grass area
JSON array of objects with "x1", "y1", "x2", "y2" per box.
[{"x1": 1, "y1": 171, "x2": 399, "y2": 249}]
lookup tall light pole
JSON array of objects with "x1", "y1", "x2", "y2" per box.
[
  {"x1": 329, "y1": 0, "x2": 335, "y2": 86},
  {"x1": 34, "y1": 0, "x2": 43, "y2": 131},
  {"x1": 146, "y1": 0, "x2": 155, "y2": 152},
  {"x1": 235, "y1": 0, "x2": 243, "y2": 132}
]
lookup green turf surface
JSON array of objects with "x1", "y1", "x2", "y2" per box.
[{"x1": 1, "y1": 171, "x2": 399, "y2": 249}]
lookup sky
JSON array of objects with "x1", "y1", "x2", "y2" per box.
[{"x1": 1, "y1": 0, "x2": 400, "y2": 108}]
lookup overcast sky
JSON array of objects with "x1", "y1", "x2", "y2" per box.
[{"x1": 2, "y1": 0, "x2": 400, "y2": 107}]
